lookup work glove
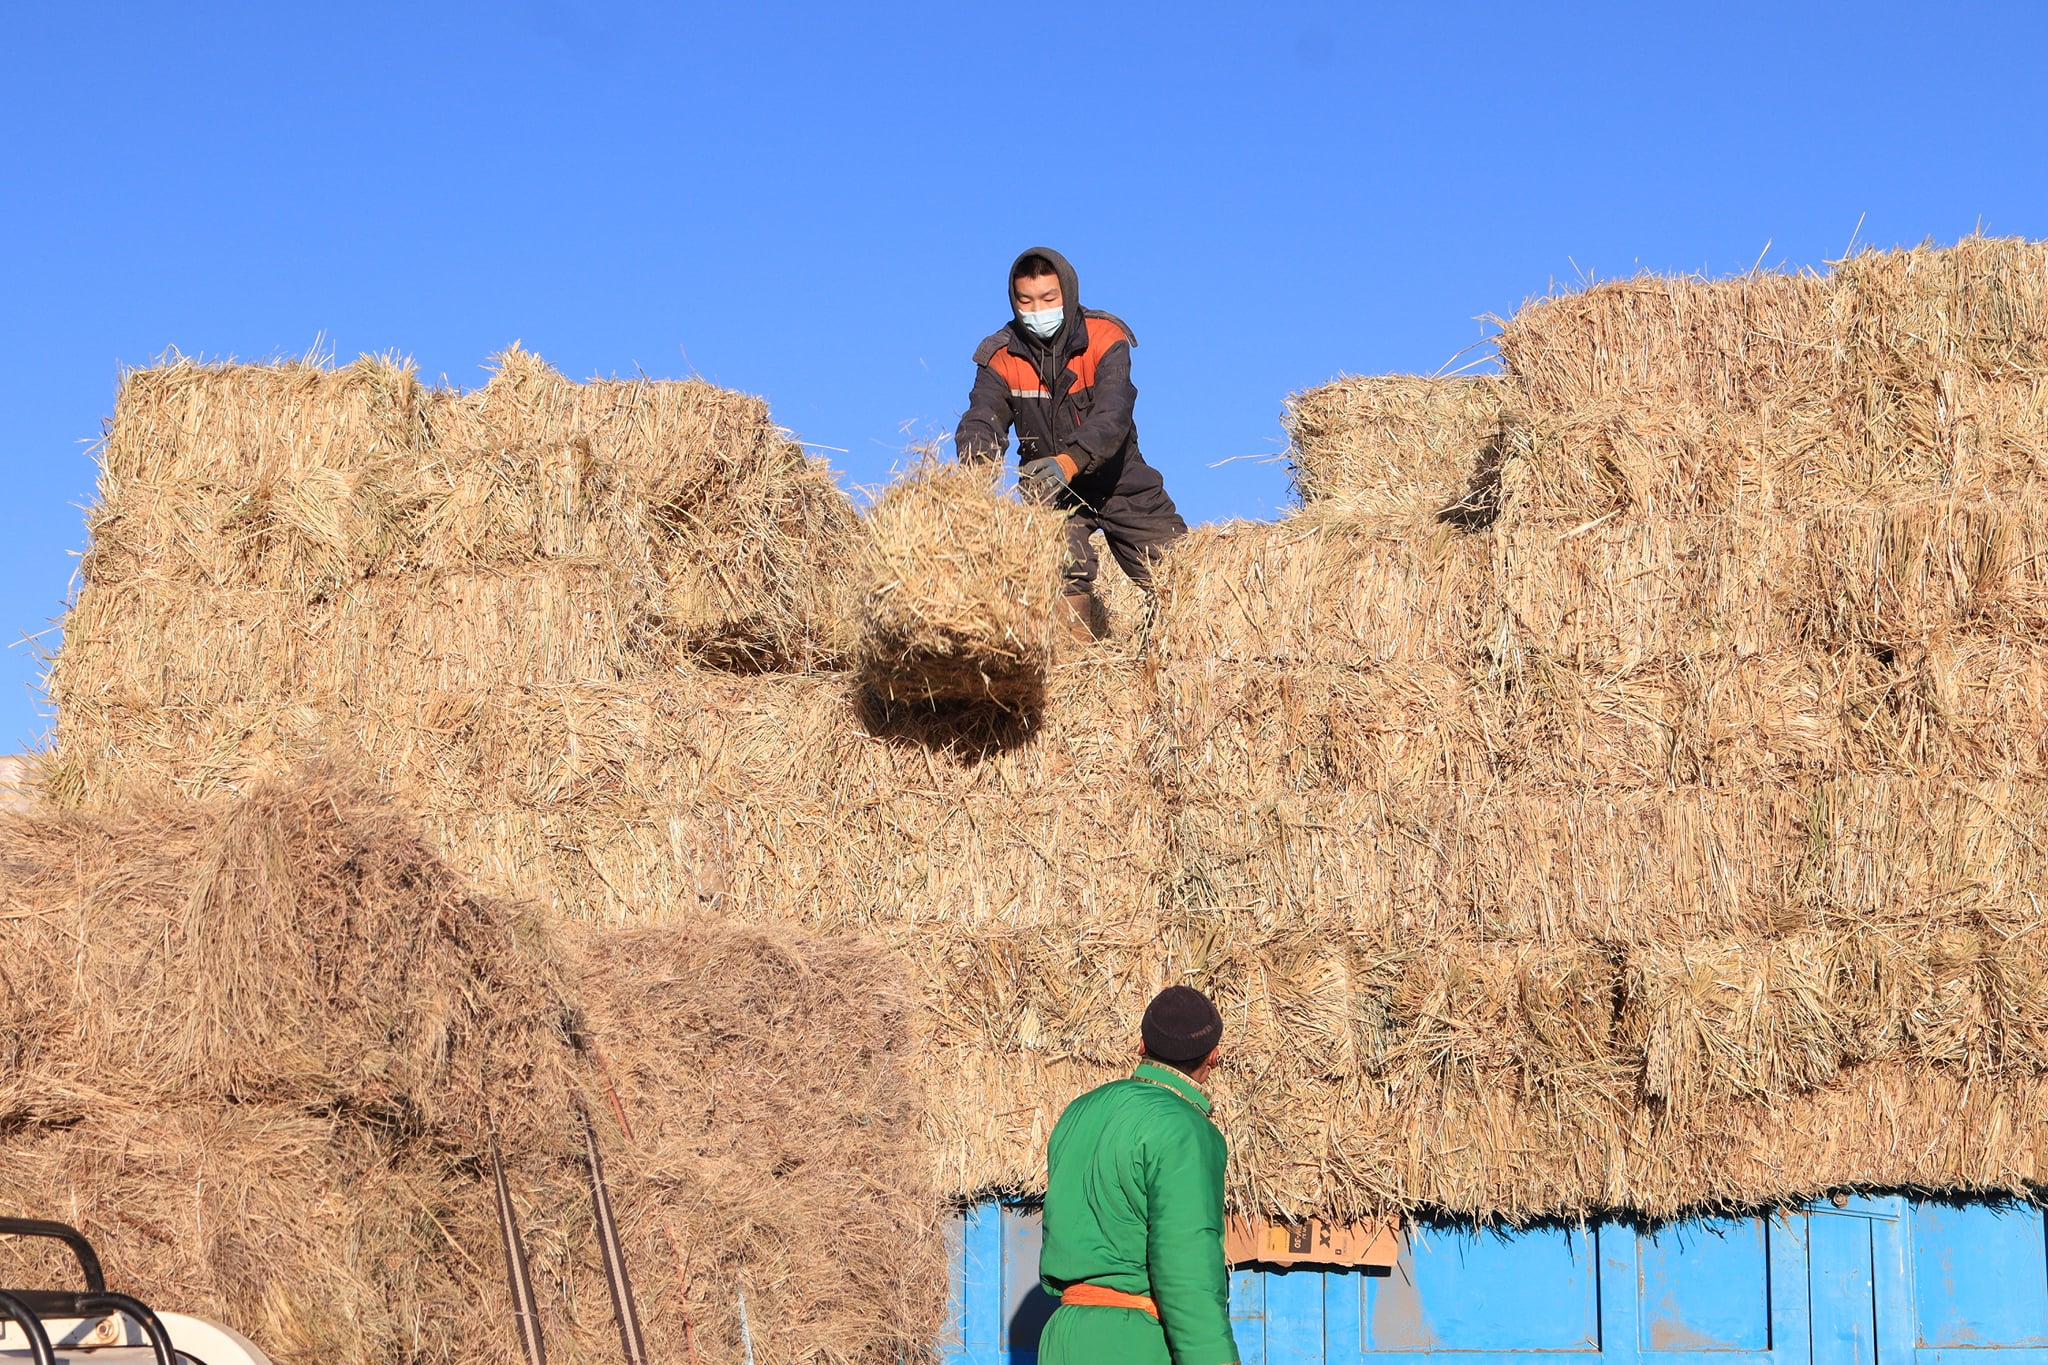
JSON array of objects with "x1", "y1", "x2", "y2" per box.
[{"x1": 1019, "y1": 453, "x2": 1079, "y2": 503}]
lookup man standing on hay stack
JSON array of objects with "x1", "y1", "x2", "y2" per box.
[
  {"x1": 955, "y1": 247, "x2": 1188, "y2": 642},
  {"x1": 1036, "y1": 986, "x2": 1240, "y2": 1365}
]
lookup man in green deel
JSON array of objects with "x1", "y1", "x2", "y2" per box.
[{"x1": 1036, "y1": 986, "x2": 1239, "y2": 1365}]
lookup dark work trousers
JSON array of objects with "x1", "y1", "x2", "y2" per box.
[{"x1": 1038, "y1": 450, "x2": 1188, "y2": 590}]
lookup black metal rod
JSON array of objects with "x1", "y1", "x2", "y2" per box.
[
  {"x1": 581, "y1": 1107, "x2": 648, "y2": 1365},
  {"x1": 0, "y1": 1218, "x2": 105, "y2": 1293},
  {"x1": 489, "y1": 1123, "x2": 547, "y2": 1365},
  {"x1": 0, "y1": 1289, "x2": 56, "y2": 1365},
  {"x1": 77, "y1": 1292, "x2": 174, "y2": 1365}
]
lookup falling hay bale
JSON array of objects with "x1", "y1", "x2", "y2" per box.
[{"x1": 854, "y1": 460, "x2": 1067, "y2": 710}]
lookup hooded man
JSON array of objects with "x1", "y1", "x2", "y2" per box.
[
  {"x1": 955, "y1": 247, "x2": 1189, "y2": 640},
  {"x1": 1034, "y1": 986, "x2": 1239, "y2": 1365}
]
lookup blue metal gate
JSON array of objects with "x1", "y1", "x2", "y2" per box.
[{"x1": 942, "y1": 1197, "x2": 2048, "y2": 1365}]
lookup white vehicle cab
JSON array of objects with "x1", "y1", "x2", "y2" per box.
[{"x1": 0, "y1": 1219, "x2": 270, "y2": 1365}]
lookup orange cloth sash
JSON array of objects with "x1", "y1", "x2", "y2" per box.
[{"x1": 1060, "y1": 1283, "x2": 1160, "y2": 1318}]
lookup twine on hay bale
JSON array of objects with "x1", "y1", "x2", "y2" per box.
[{"x1": 854, "y1": 459, "x2": 1067, "y2": 710}]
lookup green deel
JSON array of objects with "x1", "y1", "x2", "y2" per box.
[{"x1": 1036, "y1": 1060, "x2": 1239, "y2": 1365}]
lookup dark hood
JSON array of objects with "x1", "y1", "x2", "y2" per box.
[{"x1": 1008, "y1": 245, "x2": 1086, "y2": 359}]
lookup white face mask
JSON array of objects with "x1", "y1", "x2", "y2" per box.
[{"x1": 1019, "y1": 306, "x2": 1064, "y2": 340}]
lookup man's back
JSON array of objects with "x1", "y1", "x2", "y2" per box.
[{"x1": 1038, "y1": 1060, "x2": 1239, "y2": 1365}]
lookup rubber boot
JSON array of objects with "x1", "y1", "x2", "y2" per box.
[{"x1": 1062, "y1": 591, "x2": 1099, "y2": 645}]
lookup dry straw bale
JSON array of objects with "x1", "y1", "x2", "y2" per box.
[
  {"x1": 84, "y1": 355, "x2": 433, "y2": 595},
  {"x1": 425, "y1": 346, "x2": 856, "y2": 669},
  {"x1": 900, "y1": 852, "x2": 2048, "y2": 1222},
  {"x1": 405, "y1": 663, "x2": 1166, "y2": 926},
  {"x1": 1495, "y1": 271, "x2": 1838, "y2": 416},
  {"x1": 901, "y1": 795, "x2": 2048, "y2": 1222},
  {"x1": 37, "y1": 718, "x2": 2048, "y2": 1231},
  {"x1": 0, "y1": 767, "x2": 572, "y2": 1124},
  {"x1": 1284, "y1": 375, "x2": 1513, "y2": 513},
  {"x1": 1146, "y1": 509, "x2": 1492, "y2": 666},
  {"x1": 578, "y1": 925, "x2": 945, "y2": 1365},
  {"x1": 1834, "y1": 236, "x2": 2048, "y2": 385},
  {"x1": 97, "y1": 354, "x2": 430, "y2": 490},
  {"x1": 1487, "y1": 269, "x2": 1841, "y2": 519},
  {"x1": 854, "y1": 461, "x2": 1067, "y2": 709},
  {"x1": 0, "y1": 772, "x2": 943, "y2": 1365},
  {"x1": 0, "y1": 769, "x2": 579, "y2": 1362},
  {"x1": 279, "y1": 639, "x2": 2048, "y2": 1219},
  {"x1": 53, "y1": 347, "x2": 861, "y2": 799}
]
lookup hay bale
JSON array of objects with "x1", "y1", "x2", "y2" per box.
[
  {"x1": 52, "y1": 349, "x2": 861, "y2": 802},
  {"x1": 424, "y1": 348, "x2": 857, "y2": 668},
  {"x1": 854, "y1": 461, "x2": 1066, "y2": 709},
  {"x1": 0, "y1": 768, "x2": 570, "y2": 1121},
  {"x1": 1495, "y1": 271, "x2": 1838, "y2": 416},
  {"x1": 1830, "y1": 239, "x2": 2048, "y2": 497},
  {"x1": 1834, "y1": 236, "x2": 2048, "y2": 383},
  {"x1": 72, "y1": 345, "x2": 853, "y2": 655},
  {"x1": 578, "y1": 924, "x2": 945, "y2": 1364},
  {"x1": 1147, "y1": 509, "x2": 1491, "y2": 665},
  {"x1": 1284, "y1": 375, "x2": 1512, "y2": 512},
  {"x1": 0, "y1": 770, "x2": 577, "y2": 1362}
]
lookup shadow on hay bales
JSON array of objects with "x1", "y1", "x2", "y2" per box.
[
  {"x1": 853, "y1": 684, "x2": 1043, "y2": 761},
  {"x1": 1434, "y1": 422, "x2": 1523, "y2": 531}
]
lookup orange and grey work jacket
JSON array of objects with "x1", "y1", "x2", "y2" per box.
[{"x1": 955, "y1": 247, "x2": 1143, "y2": 483}]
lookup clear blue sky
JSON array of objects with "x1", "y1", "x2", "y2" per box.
[{"x1": 6, "y1": 1, "x2": 2047, "y2": 752}]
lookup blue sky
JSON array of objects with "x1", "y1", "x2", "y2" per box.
[{"x1": 5, "y1": 1, "x2": 2047, "y2": 751}]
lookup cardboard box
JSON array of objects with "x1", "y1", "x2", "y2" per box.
[{"x1": 1225, "y1": 1214, "x2": 1402, "y2": 1269}]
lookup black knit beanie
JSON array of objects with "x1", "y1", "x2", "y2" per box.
[{"x1": 1141, "y1": 986, "x2": 1223, "y2": 1064}]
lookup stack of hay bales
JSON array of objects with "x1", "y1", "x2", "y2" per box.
[
  {"x1": 27, "y1": 236, "x2": 2048, "y2": 1337},
  {"x1": 0, "y1": 770, "x2": 941, "y2": 1365},
  {"x1": 47, "y1": 346, "x2": 855, "y2": 805}
]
